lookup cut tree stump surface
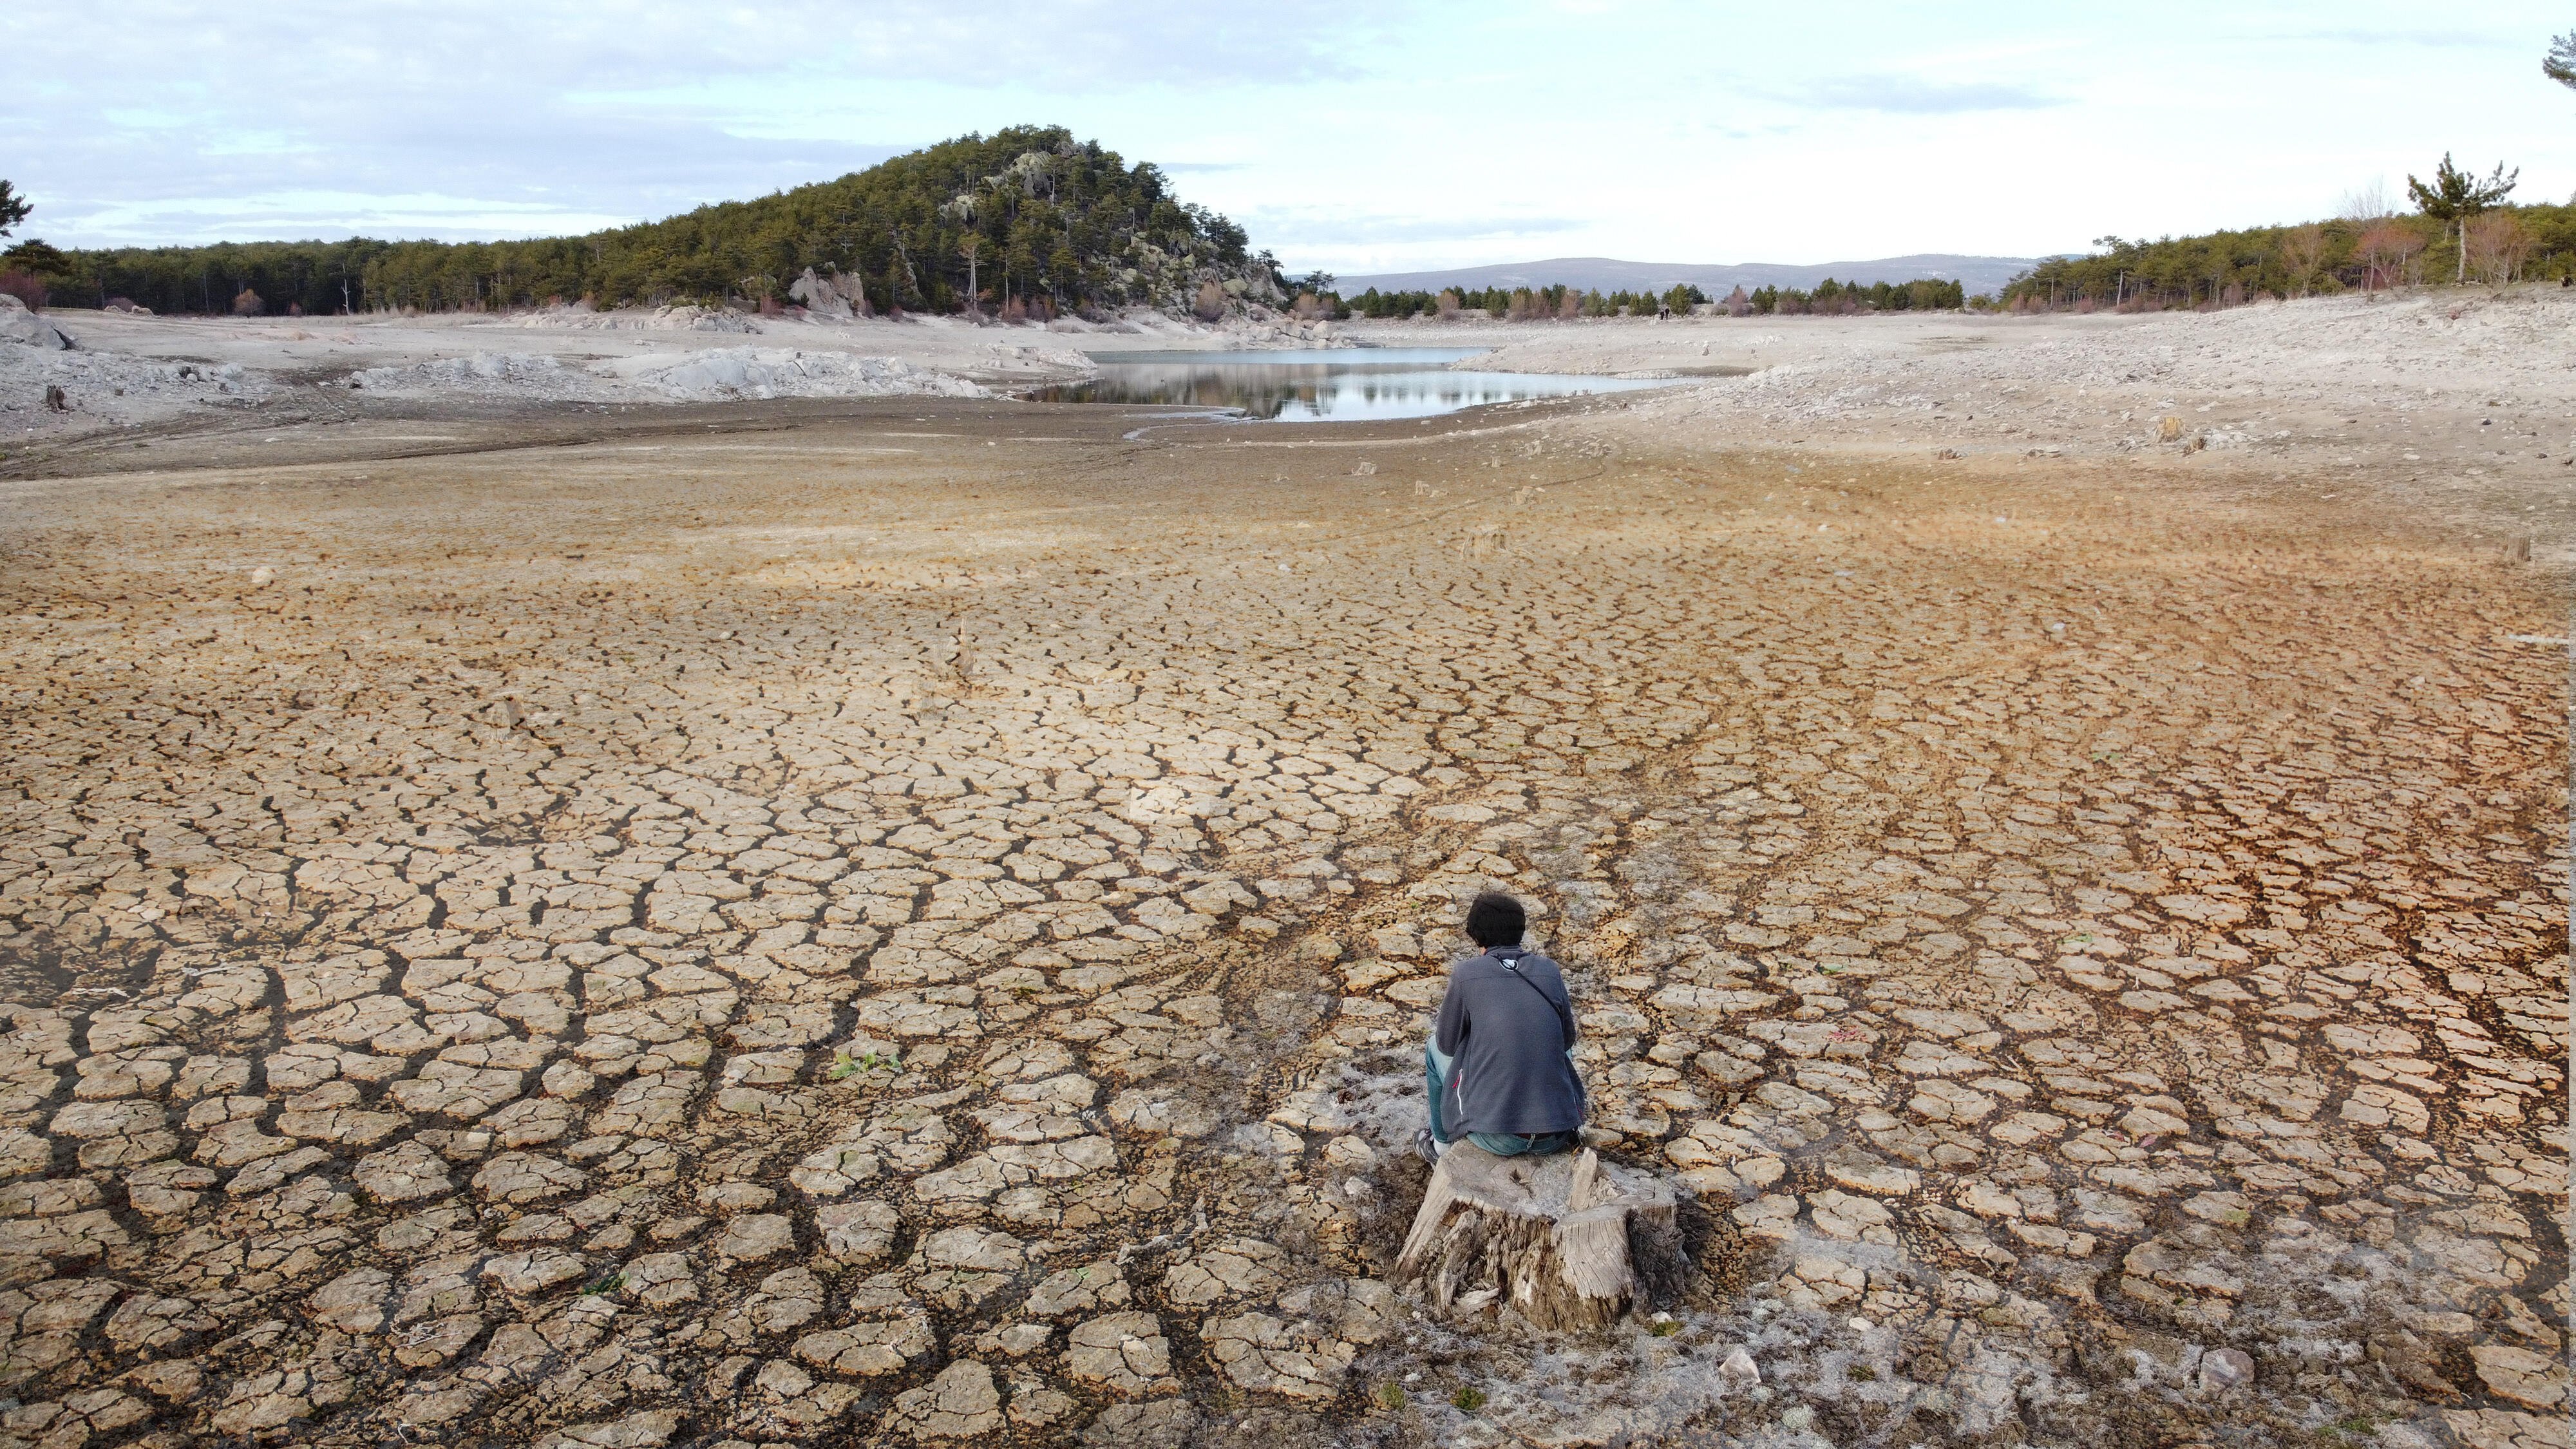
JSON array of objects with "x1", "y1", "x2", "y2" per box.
[{"x1": 1395, "y1": 1144, "x2": 1680, "y2": 1331}]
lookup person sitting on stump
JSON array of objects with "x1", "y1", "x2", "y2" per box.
[{"x1": 1417, "y1": 891, "x2": 1586, "y2": 1162}]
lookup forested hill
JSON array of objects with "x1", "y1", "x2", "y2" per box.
[{"x1": 22, "y1": 127, "x2": 1282, "y2": 317}]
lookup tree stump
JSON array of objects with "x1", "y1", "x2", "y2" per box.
[{"x1": 1394, "y1": 1145, "x2": 1679, "y2": 1331}]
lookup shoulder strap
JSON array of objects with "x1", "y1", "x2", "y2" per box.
[
  {"x1": 1493, "y1": 951, "x2": 1586, "y2": 1109},
  {"x1": 1490, "y1": 951, "x2": 1569, "y2": 1015}
]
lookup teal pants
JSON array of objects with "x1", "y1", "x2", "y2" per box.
[{"x1": 1425, "y1": 1041, "x2": 1579, "y2": 1158}]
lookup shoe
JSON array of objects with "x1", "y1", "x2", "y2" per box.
[{"x1": 1413, "y1": 1128, "x2": 1444, "y2": 1164}]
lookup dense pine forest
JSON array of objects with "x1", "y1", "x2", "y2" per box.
[
  {"x1": 5, "y1": 128, "x2": 1282, "y2": 318},
  {"x1": 1328, "y1": 276, "x2": 1964, "y2": 321},
  {"x1": 1998, "y1": 200, "x2": 2575, "y2": 310}
]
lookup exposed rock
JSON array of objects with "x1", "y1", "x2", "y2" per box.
[
  {"x1": 2198, "y1": 1346, "x2": 2255, "y2": 1392},
  {"x1": 0, "y1": 296, "x2": 74, "y2": 350}
]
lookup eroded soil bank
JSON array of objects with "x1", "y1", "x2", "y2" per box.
[{"x1": 0, "y1": 384, "x2": 2562, "y2": 1449}]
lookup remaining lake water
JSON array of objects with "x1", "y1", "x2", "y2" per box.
[{"x1": 1031, "y1": 348, "x2": 1671, "y2": 422}]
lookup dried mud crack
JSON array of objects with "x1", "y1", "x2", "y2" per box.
[{"x1": 0, "y1": 394, "x2": 2561, "y2": 1449}]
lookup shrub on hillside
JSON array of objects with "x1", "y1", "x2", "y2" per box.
[{"x1": 2354, "y1": 222, "x2": 2425, "y2": 291}]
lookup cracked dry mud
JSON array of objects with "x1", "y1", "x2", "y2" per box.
[{"x1": 0, "y1": 393, "x2": 2562, "y2": 1449}]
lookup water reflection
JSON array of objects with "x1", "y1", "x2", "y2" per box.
[{"x1": 1031, "y1": 348, "x2": 1671, "y2": 422}]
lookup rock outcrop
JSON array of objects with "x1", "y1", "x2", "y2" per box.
[{"x1": 0, "y1": 294, "x2": 75, "y2": 349}]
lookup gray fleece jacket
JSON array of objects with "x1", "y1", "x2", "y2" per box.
[{"x1": 1433, "y1": 947, "x2": 1586, "y2": 1137}]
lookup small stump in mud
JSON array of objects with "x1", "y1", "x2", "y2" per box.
[{"x1": 1394, "y1": 1145, "x2": 1680, "y2": 1331}]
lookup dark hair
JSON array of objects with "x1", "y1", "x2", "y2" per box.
[{"x1": 1464, "y1": 891, "x2": 1526, "y2": 949}]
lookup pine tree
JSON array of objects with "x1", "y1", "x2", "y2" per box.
[
  {"x1": 2406, "y1": 153, "x2": 2518, "y2": 283},
  {"x1": 0, "y1": 180, "x2": 28, "y2": 242}
]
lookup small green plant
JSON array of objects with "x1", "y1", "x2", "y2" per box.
[
  {"x1": 829, "y1": 1046, "x2": 899, "y2": 1080},
  {"x1": 1451, "y1": 1387, "x2": 1486, "y2": 1413},
  {"x1": 581, "y1": 1273, "x2": 625, "y2": 1296},
  {"x1": 1848, "y1": 1363, "x2": 1877, "y2": 1381},
  {"x1": 1374, "y1": 1381, "x2": 1406, "y2": 1410},
  {"x1": 1650, "y1": 1320, "x2": 1682, "y2": 1338}
]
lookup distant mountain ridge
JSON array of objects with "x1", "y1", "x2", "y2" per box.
[{"x1": 1334, "y1": 253, "x2": 2041, "y2": 298}]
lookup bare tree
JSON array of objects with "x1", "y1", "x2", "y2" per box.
[
  {"x1": 2336, "y1": 180, "x2": 2391, "y2": 223},
  {"x1": 2463, "y1": 211, "x2": 2533, "y2": 285},
  {"x1": 959, "y1": 234, "x2": 982, "y2": 316},
  {"x1": 1193, "y1": 279, "x2": 1227, "y2": 322},
  {"x1": 2353, "y1": 222, "x2": 2411, "y2": 292},
  {"x1": 2278, "y1": 224, "x2": 2328, "y2": 296},
  {"x1": 2371, "y1": 223, "x2": 2427, "y2": 290}
]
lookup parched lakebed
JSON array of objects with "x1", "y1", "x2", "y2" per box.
[{"x1": 0, "y1": 389, "x2": 2561, "y2": 1449}]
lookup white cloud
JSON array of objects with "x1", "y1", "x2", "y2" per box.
[
  {"x1": 1797, "y1": 75, "x2": 2064, "y2": 114},
  {"x1": 1242, "y1": 210, "x2": 1590, "y2": 247},
  {"x1": 67, "y1": 192, "x2": 643, "y2": 247}
]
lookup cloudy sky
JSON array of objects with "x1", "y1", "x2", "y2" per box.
[{"x1": 5, "y1": 1, "x2": 2568, "y2": 273}]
